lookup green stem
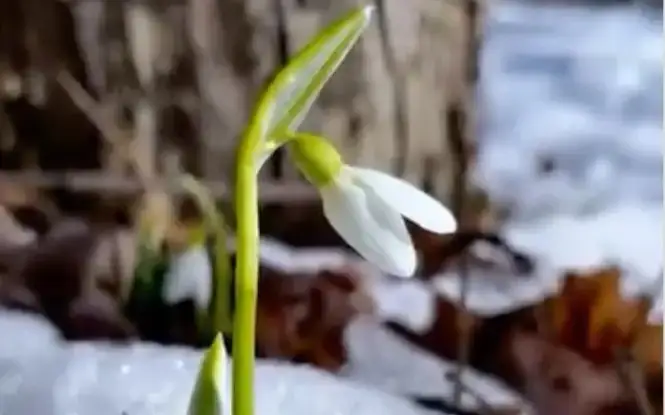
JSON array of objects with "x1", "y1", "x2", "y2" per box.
[
  {"x1": 232, "y1": 161, "x2": 259, "y2": 415},
  {"x1": 180, "y1": 175, "x2": 234, "y2": 334},
  {"x1": 212, "y1": 236, "x2": 233, "y2": 333}
]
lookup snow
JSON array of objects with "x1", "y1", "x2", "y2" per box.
[
  {"x1": 341, "y1": 317, "x2": 525, "y2": 410},
  {"x1": 0, "y1": 311, "x2": 444, "y2": 415},
  {"x1": 470, "y1": 0, "x2": 662, "y2": 319},
  {"x1": 366, "y1": 276, "x2": 437, "y2": 332},
  {"x1": 477, "y1": 1, "x2": 662, "y2": 219},
  {"x1": 225, "y1": 236, "x2": 352, "y2": 273},
  {"x1": 0, "y1": 302, "x2": 527, "y2": 415}
]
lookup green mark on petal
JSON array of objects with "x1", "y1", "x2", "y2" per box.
[
  {"x1": 289, "y1": 133, "x2": 343, "y2": 187},
  {"x1": 188, "y1": 334, "x2": 229, "y2": 415}
]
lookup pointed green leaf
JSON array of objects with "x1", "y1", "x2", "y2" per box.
[
  {"x1": 188, "y1": 334, "x2": 230, "y2": 415},
  {"x1": 244, "y1": 5, "x2": 374, "y2": 153}
]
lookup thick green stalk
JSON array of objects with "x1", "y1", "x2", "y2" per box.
[{"x1": 231, "y1": 160, "x2": 259, "y2": 415}]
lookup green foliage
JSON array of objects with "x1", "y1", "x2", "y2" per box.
[
  {"x1": 124, "y1": 240, "x2": 169, "y2": 339},
  {"x1": 180, "y1": 174, "x2": 234, "y2": 336}
]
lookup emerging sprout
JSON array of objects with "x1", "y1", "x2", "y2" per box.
[{"x1": 188, "y1": 334, "x2": 230, "y2": 415}]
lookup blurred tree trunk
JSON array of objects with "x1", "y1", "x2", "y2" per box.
[{"x1": 0, "y1": 0, "x2": 480, "y2": 205}]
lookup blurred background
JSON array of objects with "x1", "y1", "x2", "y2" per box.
[
  {"x1": 0, "y1": 0, "x2": 478, "y2": 213},
  {"x1": 0, "y1": 0, "x2": 661, "y2": 414}
]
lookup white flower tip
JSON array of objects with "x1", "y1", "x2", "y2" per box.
[
  {"x1": 362, "y1": 4, "x2": 376, "y2": 20},
  {"x1": 386, "y1": 244, "x2": 418, "y2": 278},
  {"x1": 350, "y1": 166, "x2": 458, "y2": 236},
  {"x1": 369, "y1": 238, "x2": 417, "y2": 278},
  {"x1": 391, "y1": 257, "x2": 417, "y2": 278},
  {"x1": 427, "y1": 204, "x2": 458, "y2": 235}
]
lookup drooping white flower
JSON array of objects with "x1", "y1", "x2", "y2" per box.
[
  {"x1": 163, "y1": 245, "x2": 212, "y2": 312},
  {"x1": 289, "y1": 133, "x2": 457, "y2": 277},
  {"x1": 320, "y1": 166, "x2": 457, "y2": 277}
]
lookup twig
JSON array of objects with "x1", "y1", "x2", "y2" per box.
[
  {"x1": 0, "y1": 170, "x2": 319, "y2": 202},
  {"x1": 451, "y1": 0, "x2": 481, "y2": 404},
  {"x1": 443, "y1": 372, "x2": 522, "y2": 415},
  {"x1": 615, "y1": 348, "x2": 655, "y2": 415},
  {"x1": 411, "y1": 395, "x2": 483, "y2": 415},
  {"x1": 57, "y1": 69, "x2": 176, "y2": 234},
  {"x1": 645, "y1": 272, "x2": 663, "y2": 310},
  {"x1": 55, "y1": 71, "x2": 150, "y2": 189}
]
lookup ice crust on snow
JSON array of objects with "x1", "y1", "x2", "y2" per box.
[
  {"x1": 0, "y1": 309, "x2": 524, "y2": 415},
  {"x1": 0, "y1": 311, "x2": 447, "y2": 415}
]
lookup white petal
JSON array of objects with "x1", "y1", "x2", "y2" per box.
[
  {"x1": 352, "y1": 167, "x2": 457, "y2": 234},
  {"x1": 163, "y1": 246, "x2": 212, "y2": 312},
  {"x1": 321, "y1": 172, "x2": 416, "y2": 277}
]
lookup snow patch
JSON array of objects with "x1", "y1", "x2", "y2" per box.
[{"x1": 0, "y1": 310, "x2": 441, "y2": 415}]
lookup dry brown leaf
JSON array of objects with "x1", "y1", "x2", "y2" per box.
[
  {"x1": 509, "y1": 331, "x2": 628, "y2": 415},
  {"x1": 386, "y1": 266, "x2": 662, "y2": 415},
  {"x1": 631, "y1": 324, "x2": 663, "y2": 380},
  {"x1": 535, "y1": 267, "x2": 663, "y2": 413},
  {"x1": 409, "y1": 225, "x2": 534, "y2": 278},
  {"x1": 256, "y1": 265, "x2": 374, "y2": 371},
  {"x1": 545, "y1": 267, "x2": 662, "y2": 370},
  {"x1": 3, "y1": 219, "x2": 137, "y2": 340}
]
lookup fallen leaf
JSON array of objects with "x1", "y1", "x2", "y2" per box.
[
  {"x1": 545, "y1": 267, "x2": 661, "y2": 368},
  {"x1": 255, "y1": 264, "x2": 374, "y2": 371}
]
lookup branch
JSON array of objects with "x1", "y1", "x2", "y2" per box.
[{"x1": 0, "y1": 171, "x2": 319, "y2": 202}]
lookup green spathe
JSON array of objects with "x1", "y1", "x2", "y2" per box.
[{"x1": 240, "y1": 5, "x2": 375, "y2": 157}]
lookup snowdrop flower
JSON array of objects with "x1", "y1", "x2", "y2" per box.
[
  {"x1": 163, "y1": 245, "x2": 212, "y2": 312},
  {"x1": 289, "y1": 133, "x2": 457, "y2": 277}
]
